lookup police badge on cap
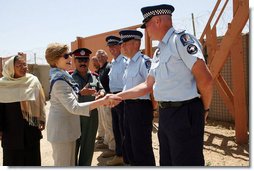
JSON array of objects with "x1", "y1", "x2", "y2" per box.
[
  {"x1": 140, "y1": 4, "x2": 174, "y2": 28},
  {"x1": 72, "y1": 48, "x2": 92, "y2": 58}
]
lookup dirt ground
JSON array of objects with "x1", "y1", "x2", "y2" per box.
[{"x1": 0, "y1": 101, "x2": 249, "y2": 167}]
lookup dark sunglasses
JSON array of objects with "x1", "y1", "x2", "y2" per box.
[
  {"x1": 63, "y1": 53, "x2": 72, "y2": 59},
  {"x1": 76, "y1": 57, "x2": 90, "y2": 63}
]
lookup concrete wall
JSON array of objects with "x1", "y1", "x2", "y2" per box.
[
  {"x1": 28, "y1": 64, "x2": 51, "y2": 100},
  {"x1": 71, "y1": 24, "x2": 141, "y2": 71},
  {"x1": 0, "y1": 56, "x2": 14, "y2": 77}
]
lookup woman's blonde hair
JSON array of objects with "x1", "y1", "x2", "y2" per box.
[{"x1": 45, "y1": 43, "x2": 69, "y2": 67}]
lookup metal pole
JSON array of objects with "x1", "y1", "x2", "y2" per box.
[
  {"x1": 34, "y1": 53, "x2": 36, "y2": 64},
  {"x1": 192, "y1": 13, "x2": 196, "y2": 36}
]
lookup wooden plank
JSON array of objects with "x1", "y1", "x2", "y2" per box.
[
  {"x1": 209, "y1": 1, "x2": 249, "y2": 78},
  {"x1": 231, "y1": 34, "x2": 248, "y2": 144},
  {"x1": 200, "y1": 0, "x2": 222, "y2": 41},
  {"x1": 144, "y1": 30, "x2": 152, "y2": 57},
  {"x1": 207, "y1": 27, "x2": 218, "y2": 64},
  {"x1": 215, "y1": 75, "x2": 235, "y2": 115}
]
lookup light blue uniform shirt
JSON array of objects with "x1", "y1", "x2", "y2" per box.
[
  {"x1": 149, "y1": 27, "x2": 205, "y2": 101},
  {"x1": 123, "y1": 51, "x2": 151, "y2": 100},
  {"x1": 108, "y1": 54, "x2": 127, "y2": 92}
]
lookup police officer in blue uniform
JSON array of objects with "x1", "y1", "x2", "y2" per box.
[
  {"x1": 109, "y1": 4, "x2": 213, "y2": 166},
  {"x1": 105, "y1": 35, "x2": 127, "y2": 165},
  {"x1": 118, "y1": 30, "x2": 155, "y2": 166},
  {"x1": 71, "y1": 48, "x2": 105, "y2": 166}
]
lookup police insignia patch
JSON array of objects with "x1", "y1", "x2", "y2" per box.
[
  {"x1": 145, "y1": 60, "x2": 151, "y2": 70},
  {"x1": 180, "y1": 34, "x2": 194, "y2": 46},
  {"x1": 187, "y1": 44, "x2": 198, "y2": 54}
]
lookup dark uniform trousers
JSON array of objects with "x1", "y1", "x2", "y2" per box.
[
  {"x1": 158, "y1": 97, "x2": 205, "y2": 166},
  {"x1": 111, "y1": 101, "x2": 125, "y2": 157},
  {"x1": 75, "y1": 109, "x2": 98, "y2": 166},
  {"x1": 123, "y1": 100, "x2": 155, "y2": 166}
]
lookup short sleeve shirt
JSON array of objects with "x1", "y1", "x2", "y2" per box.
[
  {"x1": 108, "y1": 54, "x2": 127, "y2": 93},
  {"x1": 123, "y1": 51, "x2": 151, "y2": 100},
  {"x1": 149, "y1": 27, "x2": 205, "y2": 101}
]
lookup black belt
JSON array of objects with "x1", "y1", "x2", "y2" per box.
[
  {"x1": 125, "y1": 99, "x2": 151, "y2": 103},
  {"x1": 158, "y1": 97, "x2": 200, "y2": 108}
]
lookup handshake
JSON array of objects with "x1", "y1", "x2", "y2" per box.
[{"x1": 101, "y1": 94, "x2": 122, "y2": 108}]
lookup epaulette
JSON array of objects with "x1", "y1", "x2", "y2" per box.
[{"x1": 174, "y1": 29, "x2": 186, "y2": 34}]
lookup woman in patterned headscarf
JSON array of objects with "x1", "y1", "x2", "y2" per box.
[{"x1": 0, "y1": 54, "x2": 46, "y2": 166}]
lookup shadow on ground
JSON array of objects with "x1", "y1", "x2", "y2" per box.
[
  {"x1": 204, "y1": 119, "x2": 249, "y2": 162},
  {"x1": 93, "y1": 141, "x2": 114, "y2": 166}
]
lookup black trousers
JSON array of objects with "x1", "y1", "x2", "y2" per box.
[
  {"x1": 3, "y1": 141, "x2": 41, "y2": 166},
  {"x1": 124, "y1": 100, "x2": 155, "y2": 166},
  {"x1": 158, "y1": 98, "x2": 205, "y2": 166},
  {"x1": 111, "y1": 101, "x2": 124, "y2": 157}
]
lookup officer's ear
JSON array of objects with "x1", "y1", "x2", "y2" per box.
[{"x1": 154, "y1": 16, "x2": 161, "y2": 25}]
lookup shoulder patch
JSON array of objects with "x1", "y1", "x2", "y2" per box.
[
  {"x1": 142, "y1": 55, "x2": 152, "y2": 68},
  {"x1": 187, "y1": 44, "x2": 198, "y2": 54},
  {"x1": 145, "y1": 60, "x2": 151, "y2": 70},
  {"x1": 180, "y1": 33, "x2": 194, "y2": 46}
]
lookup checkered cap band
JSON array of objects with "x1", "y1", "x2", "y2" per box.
[
  {"x1": 143, "y1": 9, "x2": 172, "y2": 20},
  {"x1": 121, "y1": 35, "x2": 141, "y2": 40},
  {"x1": 107, "y1": 39, "x2": 119, "y2": 43}
]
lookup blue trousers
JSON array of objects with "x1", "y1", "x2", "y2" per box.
[
  {"x1": 123, "y1": 100, "x2": 155, "y2": 166},
  {"x1": 111, "y1": 101, "x2": 124, "y2": 157},
  {"x1": 158, "y1": 98, "x2": 205, "y2": 166}
]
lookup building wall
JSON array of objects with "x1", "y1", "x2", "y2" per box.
[
  {"x1": 71, "y1": 25, "x2": 141, "y2": 71},
  {"x1": 28, "y1": 64, "x2": 51, "y2": 100},
  {"x1": 0, "y1": 56, "x2": 12, "y2": 77}
]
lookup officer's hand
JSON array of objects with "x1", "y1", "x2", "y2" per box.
[
  {"x1": 104, "y1": 94, "x2": 122, "y2": 107},
  {"x1": 80, "y1": 87, "x2": 97, "y2": 96}
]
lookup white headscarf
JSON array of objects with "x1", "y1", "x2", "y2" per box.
[{"x1": 0, "y1": 56, "x2": 46, "y2": 126}]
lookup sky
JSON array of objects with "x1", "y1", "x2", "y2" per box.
[{"x1": 0, "y1": 0, "x2": 251, "y2": 64}]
